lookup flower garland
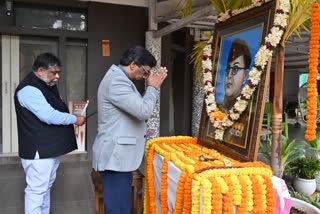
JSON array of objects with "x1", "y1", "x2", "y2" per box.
[
  {"x1": 263, "y1": 175, "x2": 276, "y2": 214},
  {"x1": 144, "y1": 147, "x2": 157, "y2": 214},
  {"x1": 305, "y1": 3, "x2": 320, "y2": 141},
  {"x1": 160, "y1": 156, "x2": 169, "y2": 214},
  {"x1": 237, "y1": 176, "x2": 249, "y2": 214},
  {"x1": 182, "y1": 174, "x2": 193, "y2": 214},
  {"x1": 173, "y1": 172, "x2": 186, "y2": 214},
  {"x1": 209, "y1": 177, "x2": 223, "y2": 214},
  {"x1": 144, "y1": 136, "x2": 276, "y2": 213},
  {"x1": 202, "y1": 0, "x2": 290, "y2": 140},
  {"x1": 250, "y1": 175, "x2": 267, "y2": 213}
]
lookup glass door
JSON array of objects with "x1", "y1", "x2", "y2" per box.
[
  {"x1": 1, "y1": 35, "x2": 58, "y2": 155},
  {"x1": 1, "y1": 35, "x2": 19, "y2": 154}
]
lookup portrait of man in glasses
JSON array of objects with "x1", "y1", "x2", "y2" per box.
[
  {"x1": 221, "y1": 38, "x2": 252, "y2": 111},
  {"x1": 199, "y1": 15, "x2": 273, "y2": 159}
]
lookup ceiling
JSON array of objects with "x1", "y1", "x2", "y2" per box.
[
  {"x1": 83, "y1": 0, "x2": 312, "y2": 74},
  {"x1": 152, "y1": 1, "x2": 312, "y2": 74}
]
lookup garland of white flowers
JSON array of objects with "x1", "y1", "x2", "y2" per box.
[{"x1": 202, "y1": 0, "x2": 290, "y2": 140}]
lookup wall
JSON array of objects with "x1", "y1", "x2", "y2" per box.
[
  {"x1": 0, "y1": 0, "x2": 148, "y2": 158},
  {"x1": 0, "y1": 1, "x2": 148, "y2": 213},
  {"x1": 86, "y1": 2, "x2": 148, "y2": 158},
  {"x1": 283, "y1": 70, "x2": 300, "y2": 103}
]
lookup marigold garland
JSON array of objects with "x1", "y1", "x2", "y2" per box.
[
  {"x1": 209, "y1": 177, "x2": 223, "y2": 214},
  {"x1": 182, "y1": 174, "x2": 193, "y2": 214},
  {"x1": 173, "y1": 172, "x2": 186, "y2": 214},
  {"x1": 223, "y1": 176, "x2": 236, "y2": 212},
  {"x1": 250, "y1": 175, "x2": 266, "y2": 213},
  {"x1": 145, "y1": 147, "x2": 156, "y2": 214},
  {"x1": 263, "y1": 175, "x2": 276, "y2": 214},
  {"x1": 160, "y1": 156, "x2": 169, "y2": 214},
  {"x1": 191, "y1": 178, "x2": 201, "y2": 214},
  {"x1": 237, "y1": 176, "x2": 248, "y2": 214},
  {"x1": 201, "y1": 178, "x2": 212, "y2": 214},
  {"x1": 144, "y1": 136, "x2": 276, "y2": 214},
  {"x1": 305, "y1": 3, "x2": 320, "y2": 141}
]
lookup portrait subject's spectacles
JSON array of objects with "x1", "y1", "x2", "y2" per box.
[{"x1": 226, "y1": 65, "x2": 246, "y2": 77}]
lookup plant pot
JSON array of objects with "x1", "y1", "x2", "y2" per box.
[
  {"x1": 291, "y1": 198, "x2": 320, "y2": 214},
  {"x1": 316, "y1": 175, "x2": 320, "y2": 192},
  {"x1": 293, "y1": 177, "x2": 316, "y2": 196}
]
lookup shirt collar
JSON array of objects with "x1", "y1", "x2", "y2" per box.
[{"x1": 117, "y1": 65, "x2": 128, "y2": 78}]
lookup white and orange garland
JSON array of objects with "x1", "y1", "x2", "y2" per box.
[
  {"x1": 305, "y1": 3, "x2": 320, "y2": 141},
  {"x1": 144, "y1": 136, "x2": 276, "y2": 214},
  {"x1": 202, "y1": 0, "x2": 290, "y2": 140}
]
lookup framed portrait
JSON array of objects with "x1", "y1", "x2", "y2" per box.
[{"x1": 198, "y1": 1, "x2": 277, "y2": 161}]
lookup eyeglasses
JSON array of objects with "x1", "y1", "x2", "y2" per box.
[
  {"x1": 44, "y1": 69, "x2": 60, "y2": 76},
  {"x1": 48, "y1": 70, "x2": 60, "y2": 76},
  {"x1": 226, "y1": 65, "x2": 246, "y2": 77},
  {"x1": 141, "y1": 65, "x2": 151, "y2": 76}
]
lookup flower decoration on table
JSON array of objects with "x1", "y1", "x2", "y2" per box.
[
  {"x1": 144, "y1": 136, "x2": 276, "y2": 214},
  {"x1": 305, "y1": 3, "x2": 320, "y2": 141},
  {"x1": 202, "y1": 0, "x2": 290, "y2": 140}
]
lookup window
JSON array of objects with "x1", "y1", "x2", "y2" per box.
[
  {"x1": 15, "y1": 6, "x2": 87, "y2": 31},
  {"x1": 65, "y1": 39, "x2": 87, "y2": 102}
]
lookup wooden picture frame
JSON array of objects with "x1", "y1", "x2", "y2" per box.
[{"x1": 198, "y1": 1, "x2": 277, "y2": 161}]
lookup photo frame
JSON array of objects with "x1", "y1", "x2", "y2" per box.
[{"x1": 198, "y1": 1, "x2": 277, "y2": 161}]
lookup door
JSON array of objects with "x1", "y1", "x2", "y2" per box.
[{"x1": 1, "y1": 35, "x2": 58, "y2": 154}]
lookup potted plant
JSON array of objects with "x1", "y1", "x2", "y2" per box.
[
  {"x1": 286, "y1": 157, "x2": 320, "y2": 196},
  {"x1": 303, "y1": 132, "x2": 320, "y2": 191},
  {"x1": 290, "y1": 190, "x2": 320, "y2": 213},
  {"x1": 259, "y1": 135, "x2": 305, "y2": 178},
  {"x1": 291, "y1": 198, "x2": 320, "y2": 214}
]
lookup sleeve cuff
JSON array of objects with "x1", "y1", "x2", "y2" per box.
[
  {"x1": 71, "y1": 115, "x2": 77, "y2": 124},
  {"x1": 146, "y1": 85, "x2": 158, "y2": 93}
]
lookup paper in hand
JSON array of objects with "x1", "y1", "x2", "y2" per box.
[{"x1": 81, "y1": 100, "x2": 89, "y2": 116}]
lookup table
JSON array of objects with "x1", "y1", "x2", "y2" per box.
[{"x1": 144, "y1": 136, "x2": 292, "y2": 214}]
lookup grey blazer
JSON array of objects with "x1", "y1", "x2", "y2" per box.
[{"x1": 92, "y1": 65, "x2": 158, "y2": 172}]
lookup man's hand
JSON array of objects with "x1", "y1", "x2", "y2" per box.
[
  {"x1": 75, "y1": 116, "x2": 86, "y2": 126},
  {"x1": 146, "y1": 67, "x2": 168, "y2": 89}
]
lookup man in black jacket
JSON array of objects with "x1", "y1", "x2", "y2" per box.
[{"x1": 14, "y1": 53, "x2": 86, "y2": 214}]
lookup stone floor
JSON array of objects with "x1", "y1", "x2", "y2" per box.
[
  {"x1": 0, "y1": 153, "x2": 95, "y2": 214},
  {"x1": 0, "y1": 117, "x2": 311, "y2": 214}
]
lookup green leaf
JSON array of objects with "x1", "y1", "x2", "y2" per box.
[{"x1": 286, "y1": 157, "x2": 320, "y2": 179}]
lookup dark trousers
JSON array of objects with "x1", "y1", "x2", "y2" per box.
[{"x1": 100, "y1": 170, "x2": 133, "y2": 214}]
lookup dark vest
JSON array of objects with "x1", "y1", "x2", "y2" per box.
[{"x1": 14, "y1": 72, "x2": 77, "y2": 159}]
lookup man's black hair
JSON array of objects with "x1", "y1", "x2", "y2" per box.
[
  {"x1": 119, "y1": 46, "x2": 156, "y2": 68},
  {"x1": 32, "y1": 53, "x2": 61, "y2": 71}
]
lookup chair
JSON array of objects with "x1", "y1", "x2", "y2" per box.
[
  {"x1": 297, "y1": 85, "x2": 307, "y2": 122},
  {"x1": 262, "y1": 102, "x2": 273, "y2": 141},
  {"x1": 91, "y1": 169, "x2": 144, "y2": 214},
  {"x1": 263, "y1": 102, "x2": 273, "y2": 129}
]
